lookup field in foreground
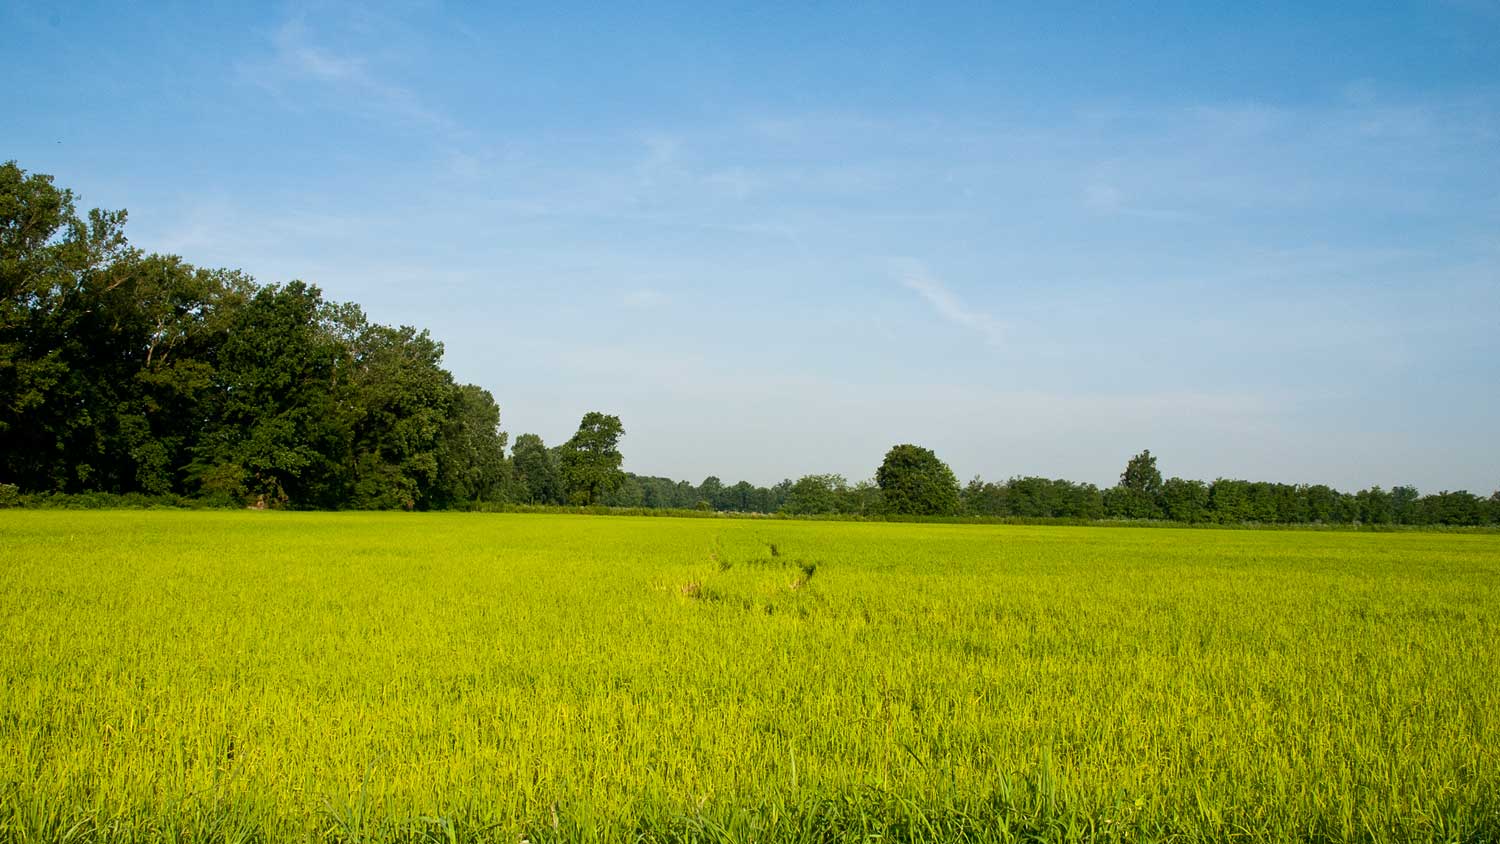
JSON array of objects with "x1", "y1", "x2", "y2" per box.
[{"x1": 1, "y1": 512, "x2": 1497, "y2": 843}]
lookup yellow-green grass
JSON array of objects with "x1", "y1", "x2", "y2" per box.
[{"x1": 1, "y1": 511, "x2": 1497, "y2": 842}]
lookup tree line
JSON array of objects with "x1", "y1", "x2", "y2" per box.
[
  {"x1": 5, "y1": 161, "x2": 532, "y2": 510},
  {"x1": 2, "y1": 162, "x2": 1496, "y2": 525},
  {"x1": 579, "y1": 448, "x2": 1496, "y2": 527}
]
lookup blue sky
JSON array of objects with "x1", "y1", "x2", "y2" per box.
[{"x1": 4, "y1": 1, "x2": 1498, "y2": 491}]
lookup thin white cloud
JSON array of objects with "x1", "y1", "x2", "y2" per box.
[
  {"x1": 272, "y1": 20, "x2": 364, "y2": 83},
  {"x1": 245, "y1": 16, "x2": 465, "y2": 142},
  {"x1": 899, "y1": 268, "x2": 1004, "y2": 346}
]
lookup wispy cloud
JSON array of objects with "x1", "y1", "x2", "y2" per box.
[
  {"x1": 898, "y1": 266, "x2": 1004, "y2": 346},
  {"x1": 245, "y1": 15, "x2": 465, "y2": 142}
]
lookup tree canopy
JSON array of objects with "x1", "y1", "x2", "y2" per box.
[
  {"x1": 557, "y1": 412, "x2": 625, "y2": 505},
  {"x1": 875, "y1": 444, "x2": 962, "y2": 516},
  {"x1": 0, "y1": 161, "x2": 509, "y2": 509},
  {"x1": 1108, "y1": 449, "x2": 1165, "y2": 519}
]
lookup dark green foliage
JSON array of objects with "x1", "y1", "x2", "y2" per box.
[
  {"x1": 557, "y1": 412, "x2": 625, "y2": 505},
  {"x1": 845, "y1": 480, "x2": 885, "y2": 516},
  {"x1": 1391, "y1": 485, "x2": 1422, "y2": 524},
  {"x1": 1106, "y1": 449, "x2": 1164, "y2": 519},
  {"x1": 956, "y1": 455, "x2": 1492, "y2": 528},
  {"x1": 1160, "y1": 477, "x2": 1210, "y2": 522},
  {"x1": 2, "y1": 161, "x2": 136, "y2": 491},
  {"x1": 511, "y1": 433, "x2": 562, "y2": 505},
  {"x1": 1005, "y1": 477, "x2": 1104, "y2": 519},
  {"x1": 193, "y1": 281, "x2": 344, "y2": 506},
  {"x1": 782, "y1": 474, "x2": 848, "y2": 515},
  {"x1": 612, "y1": 474, "x2": 789, "y2": 512},
  {"x1": 603, "y1": 473, "x2": 646, "y2": 507},
  {"x1": 726, "y1": 480, "x2": 759, "y2": 511},
  {"x1": 875, "y1": 443, "x2": 962, "y2": 516},
  {"x1": 698, "y1": 476, "x2": 724, "y2": 509},
  {"x1": 1356, "y1": 486, "x2": 1393, "y2": 524},
  {"x1": 961, "y1": 476, "x2": 1009, "y2": 516},
  {"x1": 1418, "y1": 490, "x2": 1487, "y2": 526},
  {"x1": 776, "y1": 474, "x2": 883, "y2": 516},
  {"x1": 432, "y1": 385, "x2": 510, "y2": 508},
  {"x1": 0, "y1": 162, "x2": 511, "y2": 510},
  {"x1": 1121, "y1": 449, "x2": 1163, "y2": 495},
  {"x1": 621, "y1": 474, "x2": 683, "y2": 509}
]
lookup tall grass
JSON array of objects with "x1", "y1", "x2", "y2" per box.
[{"x1": 1, "y1": 511, "x2": 1496, "y2": 842}]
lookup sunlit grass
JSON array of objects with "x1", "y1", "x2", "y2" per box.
[{"x1": 1, "y1": 511, "x2": 1496, "y2": 842}]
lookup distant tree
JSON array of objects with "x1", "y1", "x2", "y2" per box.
[
  {"x1": 1121, "y1": 450, "x2": 1163, "y2": 495},
  {"x1": 874, "y1": 443, "x2": 962, "y2": 516},
  {"x1": 962, "y1": 476, "x2": 1009, "y2": 516},
  {"x1": 1008, "y1": 476, "x2": 1103, "y2": 519},
  {"x1": 1302, "y1": 484, "x2": 1349, "y2": 524},
  {"x1": 557, "y1": 411, "x2": 625, "y2": 505},
  {"x1": 782, "y1": 474, "x2": 847, "y2": 515},
  {"x1": 1354, "y1": 486, "x2": 1393, "y2": 524},
  {"x1": 512, "y1": 433, "x2": 561, "y2": 504},
  {"x1": 1207, "y1": 478, "x2": 1249, "y2": 523},
  {"x1": 1111, "y1": 450, "x2": 1164, "y2": 519},
  {"x1": 698, "y1": 476, "x2": 725, "y2": 510},
  {"x1": 432, "y1": 384, "x2": 510, "y2": 508},
  {"x1": 1422, "y1": 490, "x2": 1484, "y2": 526},
  {"x1": 842, "y1": 479, "x2": 886, "y2": 516},
  {"x1": 1008, "y1": 476, "x2": 1060, "y2": 518},
  {"x1": 1274, "y1": 483, "x2": 1309, "y2": 524},
  {"x1": 768, "y1": 479, "x2": 793, "y2": 512},
  {"x1": 1161, "y1": 477, "x2": 1210, "y2": 523},
  {"x1": 1101, "y1": 486, "x2": 1128, "y2": 518},
  {"x1": 727, "y1": 480, "x2": 757, "y2": 512},
  {"x1": 1066, "y1": 481, "x2": 1107, "y2": 519},
  {"x1": 1206, "y1": 478, "x2": 1301, "y2": 524},
  {"x1": 1390, "y1": 485, "x2": 1421, "y2": 524},
  {"x1": 602, "y1": 473, "x2": 644, "y2": 507}
]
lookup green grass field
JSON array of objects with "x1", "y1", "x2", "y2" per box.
[{"x1": 1, "y1": 511, "x2": 1497, "y2": 842}]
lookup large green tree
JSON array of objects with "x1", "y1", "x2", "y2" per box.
[
  {"x1": 190, "y1": 281, "x2": 345, "y2": 507},
  {"x1": 1109, "y1": 449, "x2": 1164, "y2": 519},
  {"x1": 557, "y1": 412, "x2": 625, "y2": 505},
  {"x1": 1, "y1": 161, "x2": 135, "y2": 490},
  {"x1": 114, "y1": 257, "x2": 255, "y2": 494},
  {"x1": 342, "y1": 319, "x2": 457, "y2": 509},
  {"x1": 432, "y1": 384, "x2": 510, "y2": 509},
  {"x1": 875, "y1": 443, "x2": 961, "y2": 516}
]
